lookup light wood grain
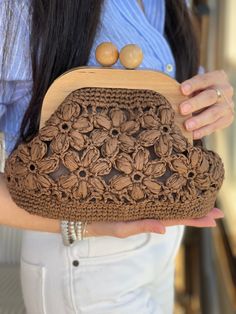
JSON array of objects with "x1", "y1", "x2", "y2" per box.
[{"x1": 40, "y1": 67, "x2": 192, "y2": 143}]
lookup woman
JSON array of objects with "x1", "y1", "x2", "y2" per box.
[{"x1": 0, "y1": 0, "x2": 234, "y2": 313}]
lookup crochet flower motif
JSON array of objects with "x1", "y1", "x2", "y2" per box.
[
  {"x1": 57, "y1": 146, "x2": 111, "y2": 200},
  {"x1": 138, "y1": 105, "x2": 189, "y2": 157},
  {"x1": 39, "y1": 101, "x2": 87, "y2": 154},
  {"x1": 110, "y1": 148, "x2": 166, "y2": 201},
  {"x1": 91, "y1": 108, "x2": 140, "y2": 157},
  {"x1": 13, "y1": 139, "x2": 59, "y2": 190},
  {"x1": 166, "y1": 147, "x2": 211, "y2": 201}
]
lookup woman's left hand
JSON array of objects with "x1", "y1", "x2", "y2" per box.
[{"x1": 180, "y1": 70, "x2": 235, "y2": 139}]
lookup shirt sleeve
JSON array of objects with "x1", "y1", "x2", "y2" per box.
[{"x1": 0, "y1": 0, "x2": 32, "y2": 168}]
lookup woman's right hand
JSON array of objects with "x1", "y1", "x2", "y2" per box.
[{"x1": 86, "y1": 207, "x2": 224, "y2": 238}]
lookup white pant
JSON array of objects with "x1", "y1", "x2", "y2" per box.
[{"x1": 20, "y1": 225, "x2": 185, "y2": 314}]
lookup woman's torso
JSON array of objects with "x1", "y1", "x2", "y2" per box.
[{"x1": 0, "y1": 0, "x2": 176, "y2": 155}]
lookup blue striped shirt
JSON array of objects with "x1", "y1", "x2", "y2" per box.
[{"x1": 0, "y1": 0, "x2": 185, "y2": 156}]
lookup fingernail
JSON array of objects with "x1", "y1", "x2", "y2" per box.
[
  {"x1": 181, "y1": 103, "x2": 191, "y2": 114},
  {"x1": 186, "y1": 120, "x2": 196, "y2": 130},
  {"x1": 182, "y1": 83, "x2": 192, "y2": 94}
]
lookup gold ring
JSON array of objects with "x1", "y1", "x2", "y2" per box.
[{"x1": 213, "y1": 87, "x2": 222, "y2": 103}]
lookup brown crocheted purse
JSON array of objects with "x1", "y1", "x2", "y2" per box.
[{"x1": 4, "y1": 46, "x2": 225, "y2": 223}]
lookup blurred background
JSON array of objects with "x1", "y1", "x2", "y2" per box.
[
  {"x1": 0, "y1": 0, "x2": 235, "y2": 313},
  {"x1": 174, "y1": 0, "x2": 236, "y2": 313}
]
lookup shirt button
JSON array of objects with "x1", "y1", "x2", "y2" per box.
[
  {"x1": 166, "y1": 64, "x2": 173, "y2": 72},
  {"x1": 72, "y1": 260, "x2": 79, "y2": 267}
]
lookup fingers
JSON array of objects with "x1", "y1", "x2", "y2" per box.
[
  {"x1": 204, "y1": 207, "x2": 224, "y2": 219},
  {"x1": 192, "y1": 114, "x2": 234, "y2": 139},
  {"x1": 162, "y1": 207, "x2": 224, "y2": 228},
  {"x1": 179, "y1": 73, "x2": 234, "y2": 137},
  {"x1": 87, "y1": 208, "x2": 224, "y2": 238},
  {"x1": 162, "y1": 216, "x2": 216, "y2": 228},
  {"x1": 181, "y1": 70, "x2": 229, "y2": 96},
  {"x1": 180, "y1": 88, "x2": 218, "y2": 116},
  {"x1": 184, "y1": 103, "x2": 225, "y2": 131}
]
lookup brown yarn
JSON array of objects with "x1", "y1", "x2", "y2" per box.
[{"x1": 4, "y1": 87, "x2": 225, "y2": 223}]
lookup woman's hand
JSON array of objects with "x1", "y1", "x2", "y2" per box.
[
  {"x1": 86, "y1": 207, "x2": 224, "y2": 237},
  {"x1": 180, "y1": 70, "x2": 235, "y2": 139}
]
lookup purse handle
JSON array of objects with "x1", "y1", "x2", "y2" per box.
[{"x1": 40, "y1": 47, "x2": 192, "y2": 143}]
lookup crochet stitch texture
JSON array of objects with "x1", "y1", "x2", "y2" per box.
[{"x1": 4, "y1": 87, "x2": 225, "y2": 223}]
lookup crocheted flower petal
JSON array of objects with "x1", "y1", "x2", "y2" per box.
[
  {"x1": 45, "y1": 113, "x2": 61, "y2": 126},
  {"x1": 130, "y1": 184, "x2": 145, "y2": 201},
  {"x1": 103, "y1": 192, "x2": 120, "y2": 204},
  {"x1": 144, "y1": 161, "x2": 166, "y2": 177},
  {"x1": 62, "y1": 151, "x2": 80, "y2": 171},
  {"x1": 110, "y1": 175, "x2": 132, "y2": 191},
  {"x1": 159, "y1": 106, "x2": 174, "y2": 124},
  {"x1": 102, "y1": 137, "x2": 119, "y2": 157},
  {"x1": 90, "y1": 158, "x2": 112, "y2": 176},
  {"x1": 73, "y1": 180, "x2": 88, "y2": 199},
  {"x1": 72, "y1": 116, "x2": 93, "y2": 133},
  {"x1": 143, "y1": 178, "x2": 162, "y2": 194},
  {"x1": 31, "y1": 140, "x2": 47, "y2": 162},
  {"x1": 120, "y1": 121, "x2": 140, "y2": 135},
  {"x1": 39, "y1": 126, "x2": 59, "y2": 141},
  {"x1": 58, "y1": 173, "x2": 78, "y2": 190},
  {"x1": 110, "y1": 108, "x2": 126, "y2": 127},
  {"x1": 70, "y1": 130, "x2": 85, "y2": 151},
  {"x1": 119, "y1": 134, "x2": 136, "y2": 153},
  {"x1": 114, "y1": 153, "x2": 133, "y2": 174},
  {"x1": 154, "y1": 134, "x2": 172, "y2": 157},
  {"x1": 211, "y1": 155, "x2": 224, "y2": 182},
  {"x1": 82, "y1": 147, "x2": 100, "y2": 168},
  {"x1": 198, "y1": 154, "x2": 210, "y2": 173},
  {"x1": 169, "y1": 155, "x2": 189, "y2": 174},
  {"x1": 138, "y1": 130, "x2": 161, "y2": 146},
  {"x1": 189, "y1": 148, "x2": 203, "y2": 168},
  {"x1": 186, "y1": 181, "x2": 197, "y2": 198},
  {"x1": 89, "y1": 177, "x2": 106, "y2": 193},
  {"x1": 58, "y1": 102, "x2": 76, "y2": 121},
  {"x1": 91, "y1": 129, "x2": 109, "y2": 146},
  {"x1": 94, "y1": 114, "x2": 112, "y2": 130},
  {"x1": 36, "y1": 174, "x2": 55, "y2": 189},
  {"x1": 50, "y1": 134, "x2": 70, "y2": 154},
  {"x1": 195, "y1": 174, "x2": 211, "y2": 189},
  {"x1": 17, "y1": 144, "x2": 30, "y2": 163},
  {"x1": 166, "y1": 173, "x2": 187, "y2": 190},
  {"x1": 37, "y1": 157, "x2": 59, "y2": 174},
  {"x1": 133, "y1": 149, "x2": 149, "y2": 171},
  {"x1": 87, "y1": 192, "x2": 103, "y2": 202},
  {"x1": 14, "y1": 163, "x2": 28, "y2": 176},
  {"x1": 24, "y1": 173, "x2": 38, "y2": 190},
  {"x1": 141, "y1": 113, "x2": 160, "y2": 129},
  {"x1": 171, "y1": 133, "x2": 188, "y2": 152}
]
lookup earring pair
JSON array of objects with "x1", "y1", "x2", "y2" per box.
[{"x1": 95, "y1": 42, "x2": 143, "y2": 69}]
